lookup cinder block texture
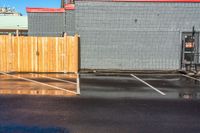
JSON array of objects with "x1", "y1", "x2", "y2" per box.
[
  {"x1": 28, "y1": 13, "x2": 65, "y2": 37},
  {"x1": 27, "y1": 2, "x2": 200, "y2": 70},
  {"x1": 75, "y1": 2, "x2": 200, "y2": 70},
  {"x1": 65, "y1": 10, "x2": 76, "y2": 35}
]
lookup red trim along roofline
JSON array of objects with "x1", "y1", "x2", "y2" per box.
[
  {"x1": 112, "y1": 0, "x2": 200, "y2": 2},
  {"x1": 65, "y1": 4, "x2": 75, "y2": 10},
  {"x1": 26, "y1": 7, "x2": 65, "y2": 13},
  {"x1": 26, "y1": 0, "x2": 200, "y2": 13}
]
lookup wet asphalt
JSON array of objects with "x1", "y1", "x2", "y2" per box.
[
  {"x1": 0, "y1": 73, "x2": 200, "y2": 133},
  {"x1": 80, "y1": 74, "x2": 200, "y2": 99}
]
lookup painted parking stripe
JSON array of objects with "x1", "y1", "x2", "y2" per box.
[
  {"x1": 135, "y1": 73, "x2": 182, "y2": 76},
  {"x1": 30, "y1": 73, "x2": 77, "y2": 85},
  {"x1": 182, "y1": 74, "x2": 200, "y2": 82},
  {"x1": 0, "y1": 72, "x2": 77, "y2": 94},
  {"x1": 130, "y1": 74, "x2": 166, "y2": 96}
]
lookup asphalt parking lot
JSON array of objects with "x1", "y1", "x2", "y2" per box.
[
  {"x1": 0, "y1": 72, "x2": 200, "y2": 133},
  {"x1": 80, "y1": 73, "x2": 200, "y2": 99},
  {"x1": 0, "y1": 73, "x2": 78, "y2": 96},
  {"x1": 1, "y1": 72, "x2": 199, "y2": 99}
]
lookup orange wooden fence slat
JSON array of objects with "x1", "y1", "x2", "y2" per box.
[{"x1": 0, "y1": 35, "x2": 79, "y2": 73}]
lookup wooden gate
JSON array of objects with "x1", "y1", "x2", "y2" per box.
[{"x1": 0, "y1": 34, "x2": 79, "y2": 73}]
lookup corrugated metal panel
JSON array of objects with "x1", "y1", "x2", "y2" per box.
[
  {"x1": 28, "y1": 12, "x2": 65, "y2": 37},
  {"x1": 75, "y1": 2, "x2": 200, "y2": 70}
]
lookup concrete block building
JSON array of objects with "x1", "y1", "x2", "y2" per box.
[{"x1": 26, "y1": 0, "x2": 200, "y2": 71}]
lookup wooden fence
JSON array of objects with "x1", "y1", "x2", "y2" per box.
[{"x1": 0, "y1": 34, "x2": 79, "y2": 73}]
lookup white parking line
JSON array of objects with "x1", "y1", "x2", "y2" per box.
[
  {"x1": 135, "y1": 73, "x2": 181, "y2": 76},
  {"x1": 0, "y1": 72, "x2": 77, "y2": 94},
  {"x1": 30, "y1": 73, "x2": 77, "y2": 85},
  {"x1": 130, "y1": 74, "x2": 166, "y2": 96},
  {"x1": 182, "y1": 74, "x2": 200, "y2": 82}
]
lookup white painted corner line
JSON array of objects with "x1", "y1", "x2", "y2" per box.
[
  {"x1": 30, "y1": 73, "x2": 77, "y2": 85},
  {"x1": 0, "y1": 72, "x2": 77, "y2": 95},
  {"x1": 130, "y1": 74, "x2": 166, "y2": 96},
  {"x1": 182, "y1": 74, "x2": 200, "y2": 82}
]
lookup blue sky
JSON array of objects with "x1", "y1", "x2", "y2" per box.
[{"x1": 0, "y1": 0, "x2": 61, "y2": 16}]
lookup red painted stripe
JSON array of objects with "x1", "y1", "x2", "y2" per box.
[
  {"x1": 65, "y1": 4, "x2": 75, "y2": 10},
  {"x1": 26, "y1": 8, "x2": 65, "y2": 13},
  {"x1": 113, "y1": 0, "x2": 200, "y2": 2}
]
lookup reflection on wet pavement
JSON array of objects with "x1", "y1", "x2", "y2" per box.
[
  {"x1": 0, "y1": 73, "x2": 200, "y2": 133},
  {"x1": 1, "y1": 73, "x2": 200, "y2": 99},
  {"x1": 80, "y1": 74, "x2": 200, "y2": 99},
  {"x1": 0, "y1": 73, "x2": 77, "y2": 96},
  {"x1": 136, "y1": 74, "x2": 200, "y2": 99}
]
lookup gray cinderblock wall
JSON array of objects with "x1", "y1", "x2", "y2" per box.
[
  {"x1": 28, "y1": 2, "x2": 200, "y2": 70},
  {"x1": 28, "y1": 12, "x2": 65, "y2": 36}
]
